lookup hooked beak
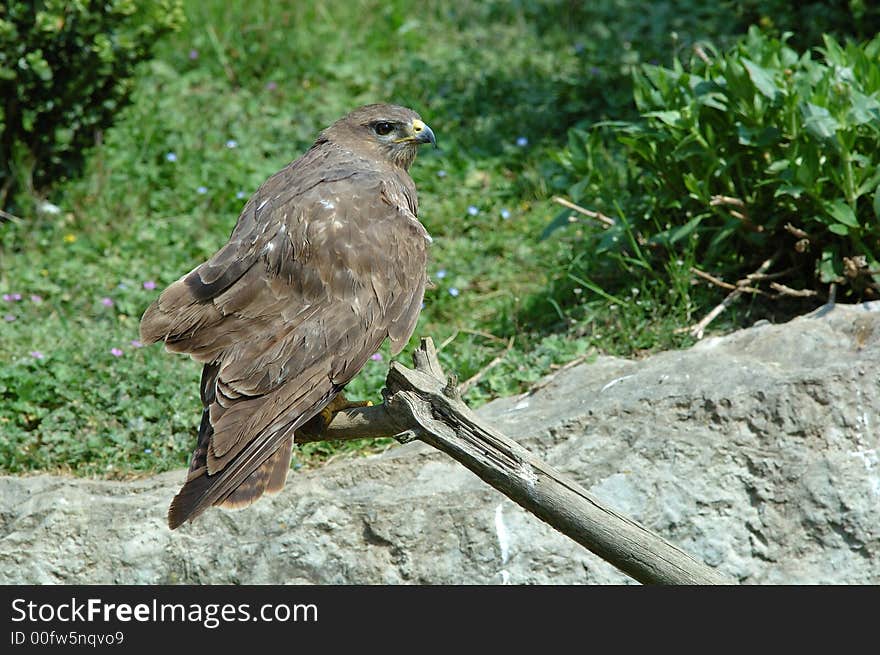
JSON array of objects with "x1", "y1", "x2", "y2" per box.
[{"x1": 411, "y1": 119, "x2": 437, "y2": 148}]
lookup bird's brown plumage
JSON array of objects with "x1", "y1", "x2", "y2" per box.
[{"x1": 139, "y1": 104, "x2": 435, "y2": 529}]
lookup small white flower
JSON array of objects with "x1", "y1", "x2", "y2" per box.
[
  {"x1": 437, "y1": 170, "x2": 447, "y2": 178},
  {"x1": 467, "y1": 205, "x2": 479, "y2": 216},
  {"x1": 236, "y1": 191, "x2": 247, "y2": 200},
  {"x1": 196, "y1": 186, "x2": 208, "y2": 194},
  {"x1": 38, "y1": 201, "x2": 61, "y2": 215},
  {"x1": 448, "y1": 287, "x2": 460, "y2": 297},
  {"x1": 165, "y1": 152, "x2": 177, "y2": 162},
  {"x1": 500, "y1": 208, "x2": 511, "y2": 219},
  {"x1": 226, "y1": 139, "x2": 238, "y2": 149},
  {"x1": 436, "y1": 269, "x2": 447, "y2": 279},
  {"x1": 516, "y1": 136, "x2": 528, "y2": 147}
]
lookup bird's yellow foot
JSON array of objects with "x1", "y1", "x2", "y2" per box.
[{"x1": 318, "y1": 393, "x2": 373, "y2": 429}]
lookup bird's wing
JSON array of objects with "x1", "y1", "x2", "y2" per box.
[{"x1": 140, "y1": 163, "x2": 428, "y2": 528}]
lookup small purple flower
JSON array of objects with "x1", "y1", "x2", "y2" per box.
[
  {"x1": 101, "y1": 297, "x2": 114, "y2": 307},
  {"x1": 189, "y1": 48, "x2": 199, "y2": 60},
  {"x1": 589, "y1": 66, "x2": 601, "y2": 76},
  {"x1": 30, "y1": 294, "x2": 43, "y2": 303},
  {"x1": 436, "y1": 269, "x2": 447, "y2": 279},
  {"x1": 143, "y1": 280, "x2": 157, "y2": 290},
  {"x1": 500, "y1": 208, "x2": 511, "y2": 220},
  {"x1": 225, "y1": 139, "x2": 238, "y2": 149},
  {"x1": 130, "y1": 339, "x2": 144, "y2": 348},
  {"x1": 467, "y1": 205, "x2": 479, "y2": 216},
  {"x1": 29, "y1": 350, "x2": 45, "y2": 360},
  {"x1": 165, "y1": 152, "x2": 178, "y2": 162},
  {"x1": 265, "y1": 81, "x2": 278, "y2": 91},
  {"x1": 11, "y1": 293, "x2": 21, "y2": 301},
  {"x1": 110, "y1": 347, "x2": 123, "y2": 357},
  {"x1": 370, "y1": 353, "x2": 383, "y2": 361},
  {"x1": 4, "y1": 314, "x2": 15, "y2": 322},
  {"x1": 516, "y1": 136, "x2": 529, "y2": 147},
  {"x1": 2, "y1": 294, "x2": 12, "y2": 302},
  {"x1": 448, "y1": 287, "x2": 460, "y2": 297},
  {"x1": 196, "y1": 186, "x2": 208, "y2": 195},
  {"x1": 437, "y1": 170, "x2": 447, "y2": 178}
]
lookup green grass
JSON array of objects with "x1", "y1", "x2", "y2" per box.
[{"x1": 0, "y1": 0, "x2": 830, "y2": 478}]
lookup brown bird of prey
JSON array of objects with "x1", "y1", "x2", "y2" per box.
[{"x1": 140, "y1": 104, "x2": 436, "y2": 529}]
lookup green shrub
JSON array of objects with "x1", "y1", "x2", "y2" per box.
[
  {"x1": 729, "y1": 1, "x2": 880, "y2": 50},
  {"x1": 0, "y1": 0, "x2": 184, "y2": 211},
  {"x1": 554, "y1": 27, "x2": 880, "y2": 302}
]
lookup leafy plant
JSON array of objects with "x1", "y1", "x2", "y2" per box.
[
  {"x1": 0, "y1": 0, "x2": 184, "y2": 210},
  {"x1": 728, "y1": 0, "x2": 880, "y2": 50},
  {"x1": 554, "y1": 27, "x2": 880, "y2": 301}
]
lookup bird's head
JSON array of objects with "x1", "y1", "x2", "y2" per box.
[{"x1": 321, "y1": 103, "x2": 436, "y2": 171}]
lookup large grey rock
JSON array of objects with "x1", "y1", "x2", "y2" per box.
[{"x1": 1, "y1": 303, "x2": 877, "y2": 584}]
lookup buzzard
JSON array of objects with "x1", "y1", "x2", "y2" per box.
[{"x1": 140, "y1": 104, "x2": 436, "y2": 529}]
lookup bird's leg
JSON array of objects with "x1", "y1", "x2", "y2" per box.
[
  {"x1": 296, "y1": 392, "x2": 373, "y2": 440},
  {"x1": 319, "y1": 392, "x2": 373, "y2": 428}
]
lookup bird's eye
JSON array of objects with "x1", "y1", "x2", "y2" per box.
[{"x1": 373, "y1": 121, "x2": 394, "y2": 136}]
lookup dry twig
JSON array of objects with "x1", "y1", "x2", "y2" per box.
[
  {"x1": 689, "y1": 267, "x2": 768, "y2": 296},
  {"x1": 769, "y1": 282, "x2": 819, "y2": 298},
  {"x1": 0, "y1": 208, "x2": 24, "y2": 224},
  {"x1": 693, "y1": 44, "x2": 712, "y2": 64},
  {"x1": 784, "y1": 223, "x2": 809, "y2": 239},
  {"x1": 520, "y1": 351, "x2": 593, "y2": 398},
  {"x1": 552, "y1": 196, "x2": 615, "y2": 228},
  {"x1": 682, "y1": 252, "x2": 780, "y2": 338},
  {"x1": 459, "y1": 336, "x2": 515, "y2": 394},
  {"x1": 709, "y1": 195, "x2": 762, "y2": 232}
]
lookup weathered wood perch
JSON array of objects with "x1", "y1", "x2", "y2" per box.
[{"x1": 296, "y1": 338, "x2": 732, "y2": 585}]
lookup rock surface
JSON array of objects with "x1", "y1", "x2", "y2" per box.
[{"x1": 1, "y1": 302, "x2": 878, "y2": 584}]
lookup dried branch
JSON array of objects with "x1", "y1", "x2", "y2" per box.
[
  {"x1": 769, "y1": 282, "x2": 820, "y2": 298},
  {"x1": 709, "y1": 195, "x2": 763, "y2": 232},
  {"x1": 459, "y1": 335, "x2": 515, "y2": 394},
  {"x1": 519, "y1": 351, "x2": 593, "y2": 398},
  {"x1": 683, "y1": 252, "x2": 780, "y2": 339},
  {"x1": 552, "y1": 196, "x2": 616, "y2": 228},
  {"x1": 298, "y1": 338, "x2": 732, "y2": 585},
  {"x1": 689, "y1": 267, "x2": 769, "y2": 296},
  {"x1": 693, "y1": 44, "x2": 712, "y2": 64},
  {"x1": 784, "y1": 223, "x2": 809, "y2": 240},
  {"x1": 0, "y1": 208, "x2": 25, "y2": 224}
]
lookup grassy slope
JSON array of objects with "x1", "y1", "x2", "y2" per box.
[{"x1": 0, "y1": 0, "x2": 741, "y2": 477}]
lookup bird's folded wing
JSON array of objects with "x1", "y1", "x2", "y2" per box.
[{"x1": 140, "y1": 169, "x2": 428, "y2": 527}]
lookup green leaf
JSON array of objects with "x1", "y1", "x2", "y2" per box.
[
  {"x1": 682, "y1": 173, "x2": 703, "y2": 198},
  {"x1": 873, "y1": 185, "x2": 880, "y2": 220},
  {"x1": 800, "y1": 103, "x2": 839, "y2": 141},
  {"x1": 540, "y1": 208, "x2": 576, "y2": 240},
  {"x1": 848, "y1": 91, "x2": 880, "y2": 126},
  {"x1": 775, "y1": 184, "x2": 805, "y2": 199},
  {"x1": 737, "y1": 125, "x2": 781, "y2": 147},
  {"x1": 667, "y1": 215, "x2": 704, "y2": 243},
  {"x1": 817, "y1": 249, "x2": 842, "y2": 283},
  {"x1": 825, "y1": 200, "x2": 859, "y2": 228},
  {"x1": 828, "y1": 223, "x2": 849, "y2": 235},
  {"x1": 742, "y1": 58, "x2": 780, "y2": 100},
  {"x1": 643, "y1": 110, "x2": 682, "y2": 127}
]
